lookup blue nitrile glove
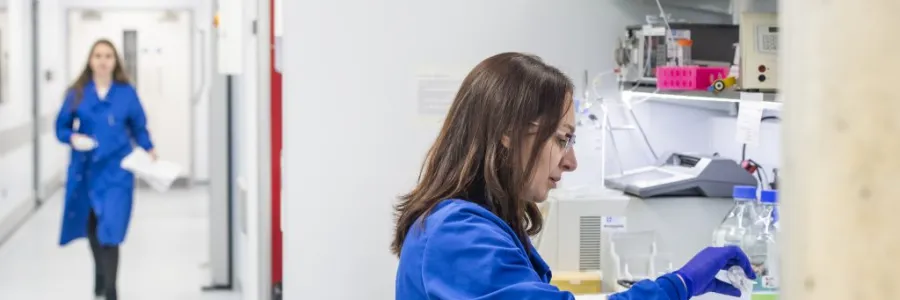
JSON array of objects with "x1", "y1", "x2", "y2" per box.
[{"x1": 675, "y1": 246, "x2": 757, "y2": 298}]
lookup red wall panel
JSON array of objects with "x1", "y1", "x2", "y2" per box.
[{"x1": 270, "y1": 0, "x2": 284, "y2": 286}]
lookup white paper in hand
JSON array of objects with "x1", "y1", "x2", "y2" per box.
[
  {"x1": 71, "y1": 135, "x2": 98, "y2": 152},
  {"x1": 121, "y1": 148, "x2": 182, "y2": 192}
]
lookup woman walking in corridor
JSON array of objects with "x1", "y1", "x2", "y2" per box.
[{"x1": 54, "y1": 39, "x2": 157, "y2": 300}]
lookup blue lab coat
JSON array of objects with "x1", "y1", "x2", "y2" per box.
[
  {"x1": 395, "y1": 199, "x2": 689, "y2": 300},
  {"x1": 55, "y1": 81, "x2": 154, "y2": 247}
]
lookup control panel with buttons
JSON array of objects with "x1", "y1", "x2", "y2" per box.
[{"x1": 740, "y1": 13, "x2": 779, "y2": 92}]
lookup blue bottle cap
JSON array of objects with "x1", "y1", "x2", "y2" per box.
[
  {"x1": 732, "y1": 185, "x2": 757, "y2": 200},
  {"x1": 574, "y1": 98, "x2": 587, "y2": 115},
  {"x1": 760, "y1": 190, "x2": 777, "y2": 203}
]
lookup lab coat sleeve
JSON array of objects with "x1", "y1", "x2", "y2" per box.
[
  {"x1": 128, "y1": 91, "x2": 154, "y2": 151},
  {"x1": 421, "y1": 211, "x2": 575, "y2": 300},
  {"x1": 608, "y1": 274, "x2": 688, "y2": 300},
  {"x1": 55, "y1": 91, "x2": 75, "y2": 144}
]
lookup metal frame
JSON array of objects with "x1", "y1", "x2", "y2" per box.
[
  {"x1": 256, "y1": 0, "x2": 273, "y2": 298},
  {"x1": 205, "y1": 0, "x2": 233, "y2": 287},
  {"x1": 190, "y1": 28, "x2": 207, "y2": 185},
  {"x1": 29, "y1": 1, "x2": 39, "y2": 203}
]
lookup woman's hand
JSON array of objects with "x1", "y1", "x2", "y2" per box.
[
  {"x1": 148, "y1": 149, "x2": 158, "y2": 161},
  {"x1": 70, "y1": 133, "x2": 98, "y2": 151},
  {"x1": 675, "y1": 246, "x2": 756, "y2": 298},
  {"x1": 70, "y1": 133, "x2": 89, "y2": 144}
]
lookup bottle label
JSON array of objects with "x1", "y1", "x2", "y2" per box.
[
  {"x1": 751, "y1": 293, "x2": 778, "y2": 300},
  {"x1": 751, "y1": 275, "x2": 778, "y2": 299},
  {"x1": 752, "y1": 238, "x2": 779, "y2": 298}
]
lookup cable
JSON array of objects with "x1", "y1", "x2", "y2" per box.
[
  {"x1": 746, "y1": 159, "x2": 769, "y2": 189},
  {"x1": 740, "y1": 115, "x2": 780, "y2": 163},
  {"x1": 737, "y1": 114, "x2": 779, "y2": 188},
  {"x1": 588, "y1": 114, "x2": 626, "y2": 174},
  {"x1": 628, "y1": 108, "x2": 659, "y2": 160},
  {"x1": 770, "y1": 168, "x2": 779, "y2": 190},
  {"x1": 651, "y1": 0, "x2": 675, "y2": 45},
  {"x1": 741, "y1": 144, "x2": 747, "y2": 161},
  {"x1": 757, "y1": 164, "x2": 770, "y2": 189},
  {"x1": 755, "y1": 167, "x2": 764, "y2": 188}
]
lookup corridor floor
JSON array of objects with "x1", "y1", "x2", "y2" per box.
[{"x1": 0, "y1": 187, "x2": 240, "y2": 300}]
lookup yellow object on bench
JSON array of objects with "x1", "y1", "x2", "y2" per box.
[{"x1": 551, "y1": 271, "x2": 602, "y2": 295}]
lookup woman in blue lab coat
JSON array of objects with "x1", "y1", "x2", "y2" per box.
[
  {"x1": 55, "y1": 39, "x2": 156, "y2": 300},
  {"x1": 392, "y1": 53, "x2": 756, "y2": 300}
]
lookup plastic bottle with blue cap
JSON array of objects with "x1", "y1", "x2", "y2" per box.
[
  {"x1": 746, "y1": 190, "x2": 779, "y2": 299},
  {"x1": 712, "y1": 185, "x2": 759, "y2": 294}
]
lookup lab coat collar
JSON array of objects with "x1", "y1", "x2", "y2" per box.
[
  {"x1": 78, "y1": 81, "x2": 101, "y2": 110},
  {"x1": 528, "y1": 240, "x2": 553, "y2": 282},
  {"x1": 83, "y1": 80, "x2": 123, "y2": 104}
]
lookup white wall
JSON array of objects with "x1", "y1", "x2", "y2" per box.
[
  {"x1": 0, "y1": 0, "x2": 36, "y2": 240},
  {"x1": 232, "y1": 0, "x2": 259, "y2": 296},
  {"x1": 36, "y1": 0, "x2": 68, "y2": 201},
  {"x1": 280, "y1": 0, "x2": 735, "y2": 298}
]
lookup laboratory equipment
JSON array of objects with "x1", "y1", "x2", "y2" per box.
[
  {"x1": 740, "y1": 13, "x2": 779, "y2": 92},
  {"x1": 617, "y1": 23, "x2": 739, "y2": 86},
  {"x1": 601, "y1": 231, "x2": 669, "y2": 293},
  {"x1": 604, "y1": 152, "x2": 758, "y2": 198},
  {"x1": 712, "y1": 186, "x2": 758, "y2": 293},
  {"x1": 709, "y1": 75, "x2": 738, "y2": 93},
  {"x1": 747, "y1": 190, "x2": 779, "y2": 299},
  {"x1": 655, "y1": 66, "x2": 729, "y2": 91},
  {"x1": 535, "y1": 187, "x2": 630, "y2": 273}
]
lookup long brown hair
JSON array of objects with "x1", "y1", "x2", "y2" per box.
[
  {"x1": 391, "y1": 53, "x2": 573, "y2": 256},
  {"x1": 68, "y1": 39, "x2": 131, "y2": 109}
]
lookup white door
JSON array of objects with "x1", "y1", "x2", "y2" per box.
[
  {"x1": 68, "y1": 10, "x2": 193, "y2": 178},
  {"x1": 0, "y1": 10, "x2": 9, "y2": 105}
]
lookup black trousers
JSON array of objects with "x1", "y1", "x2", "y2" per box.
[{"x1": 87, "y1": 211, "x2": 119, "y2": 300}]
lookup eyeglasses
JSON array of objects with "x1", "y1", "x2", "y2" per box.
[
  {"x1": 529, "y1": 122, "x2": 576, "y2": 153},
  {"x1": 556, "y1": 133, "x2": 575, "y2": 153}
]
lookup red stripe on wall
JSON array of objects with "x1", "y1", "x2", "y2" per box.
[{"x1": 270, "y1": 0, "x2": 284, "y2": 285}]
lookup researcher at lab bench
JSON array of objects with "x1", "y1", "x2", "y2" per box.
[
  {"x1": 392, "y1": 52, "x2": 756, "y2": 300},
  {"x1": 55, "y1": 39, "x2": 157, "y2": 300}
]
